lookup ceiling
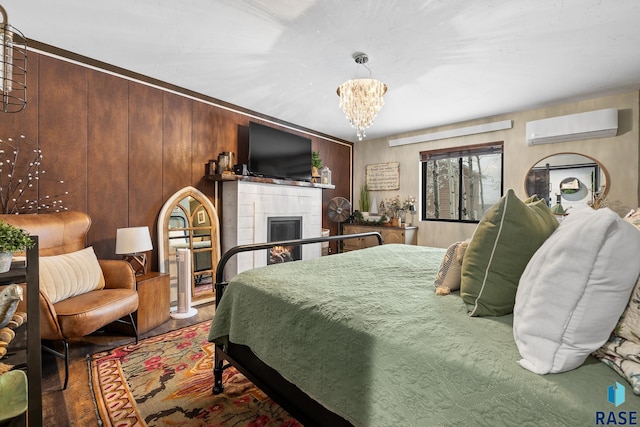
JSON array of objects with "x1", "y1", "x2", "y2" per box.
[{"x1": 4, "y1": 0, "x2": 640, "y2": 143}]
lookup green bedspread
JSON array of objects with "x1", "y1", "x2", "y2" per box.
[{"x1": 209, "y1": 244, "x2": 639, "y2": 426}]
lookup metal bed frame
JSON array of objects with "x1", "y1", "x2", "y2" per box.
[{"x1": 212, "y1": 231, "x2": 383, "y2": 426}]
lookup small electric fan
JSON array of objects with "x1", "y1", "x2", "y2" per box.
[{"x1": 327, "y1": 197, "x2": 352, "y2": 252}]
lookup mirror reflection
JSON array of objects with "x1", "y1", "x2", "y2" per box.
[
  {"x1": 525, "y1": 153, "x2": 608, "y2": 212},
  {"x1": 159, "y1": 187, "x2": 220, "y2": 308}
]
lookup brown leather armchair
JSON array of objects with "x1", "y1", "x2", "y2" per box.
[{"x1": 0, "y1": 211, "x2": 139, "y2": 390}]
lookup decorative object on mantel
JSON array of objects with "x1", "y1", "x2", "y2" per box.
[
  {"x1": 0, "y1": 134, "x2": 69, "y2": 214},
  {"x1": 337, "y1": 52, "x2": 387, "y2": 141},
  {"x1": 115, "y1": 226, "x2": 153, "y2": 275},
  {"x1": 0, "y1": 219, "x2": 33, "y2": 272},
  {"x1": 320, "y1": 166, "x2": 331, "y2": 185},
  {"x1": 0, "y1": 5, "x2": 26, "y2": 113},
  {"x1": 311, "y1": 151, "x2": 322, "y2": 182},
  {"x1": 216, "y1": 151, "x2": 234, "y2": 174},
  {"x1": 205, "y1": 159, "x2": 216, "y2": 177}
]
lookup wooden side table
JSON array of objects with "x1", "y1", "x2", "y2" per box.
[{"x1": 134, "y1": 272, "x2": 170, "y2": 334}]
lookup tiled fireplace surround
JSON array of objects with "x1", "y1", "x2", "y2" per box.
[{"x1": 221, "y1": 180, "x2": 323, "y2": 280}]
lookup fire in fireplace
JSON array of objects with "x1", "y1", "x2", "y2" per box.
[
  {"x1": 267, "y1": 216, "x2": 302, "y2": 264},
  {"x1": 269, "y1": 245, "x2": 294, "y2": 263}
]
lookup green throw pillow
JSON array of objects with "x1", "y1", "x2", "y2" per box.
[{"x1": 460, "y1": 189, "x2": 558, "y2": 316}]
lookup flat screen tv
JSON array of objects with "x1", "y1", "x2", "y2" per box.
[{"x1": 248, "y1": 122, "x2": 312, "y2": 182}]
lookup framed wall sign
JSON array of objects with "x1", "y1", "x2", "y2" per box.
[{"x1": 365, "y1": 162, "x2": 400, "y2": 191}]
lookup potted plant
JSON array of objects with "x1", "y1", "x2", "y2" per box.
[
  {"x1": 359, "y1": 183, "x2": 370, "y2": 215},
  {"x1": 311, "y1": 151, "x2": 322, "y2": 182},
  {"x1": 0, "y1": 220, "x2": 34, "y2": 273}
]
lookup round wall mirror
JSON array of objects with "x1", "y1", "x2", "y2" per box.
[{"x1": 525, "y1": 153, "x2": 609, "y2": 212}]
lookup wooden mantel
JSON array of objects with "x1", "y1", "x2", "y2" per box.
[{"x1": 205, "y1": 173, "x2": 335, "y2": 190}]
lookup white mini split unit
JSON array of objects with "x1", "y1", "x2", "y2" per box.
[{"x1": 526, "y1": 108, "x2": 618, "y2": 145}]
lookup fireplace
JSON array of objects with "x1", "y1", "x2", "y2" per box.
[
  {"x1": 220, "y1": 180, "x2": 323, "y2": 280},
  {"x1": 267, "y1": 216, "x2": 302, "y2": 264}
]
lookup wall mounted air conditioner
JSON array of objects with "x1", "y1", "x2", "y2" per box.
[{"x1": 525, "y1": 108, "x2": 618, "y2": 145}]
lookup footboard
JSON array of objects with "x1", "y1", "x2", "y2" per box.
[
  {"x1": 212, "y1": 231, "x2": 381, "y2": 426},
  {"x1": 213, "y1": 231, "x2": 383, "y2": 307}
]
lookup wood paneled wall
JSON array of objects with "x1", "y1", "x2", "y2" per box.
[{"x1": 0, "y1": 50, "x2": 352, "y2": 268}]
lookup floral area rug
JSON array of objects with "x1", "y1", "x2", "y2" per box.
[{"x1": 88, "y1": 321, "x2": 301, "y2": 426}]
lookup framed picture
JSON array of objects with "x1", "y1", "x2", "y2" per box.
[
  {"x1": 365, "y1": 162, "x2": 400, "y2": 191},
  {"x1": 197, "y1": 210, "x2": 205, "y2": 224}
]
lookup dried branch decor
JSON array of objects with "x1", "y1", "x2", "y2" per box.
[{"x1": 0, "y1": 134, "x2": 68, "y2": 214}]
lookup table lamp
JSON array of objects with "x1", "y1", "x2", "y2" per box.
[{"x1": 115, "y1": 226, "x2": 153, "y2": 275}]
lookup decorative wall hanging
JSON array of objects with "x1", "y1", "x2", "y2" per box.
[{"x1": 365, "y1": 162, "x2": 399, "y2": 191}]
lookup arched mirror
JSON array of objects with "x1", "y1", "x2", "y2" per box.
[
  {"x1": 525, "y1": 153, "x2": 609, "y2": 212},
  {"x1": 158, "y1": 186, "x2": 220, "y2": 308}
]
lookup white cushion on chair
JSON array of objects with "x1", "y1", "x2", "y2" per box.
[{"x1": 39, "y1": 247, "x2": 106, "y2": 304}]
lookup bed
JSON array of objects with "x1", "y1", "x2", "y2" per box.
[{"x1": 209, "y1": 200, "x2": 640, "y2": 426}]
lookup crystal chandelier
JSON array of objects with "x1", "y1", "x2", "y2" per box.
[
  {"x1": 337, "y1": 53, "x2": 387, "y2": 141},
  {"x1": 0, "y1": 5, "x2": 26, "y2": 113}
]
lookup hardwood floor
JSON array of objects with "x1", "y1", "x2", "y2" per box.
[{"x1": 41, "y1": 303, "x2": 216, "y2": 426}]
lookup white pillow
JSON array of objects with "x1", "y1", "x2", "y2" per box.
[
  {"x1": 39, "y1": 247, "x2": 106, "y2": 304},
  {"x1": 513, "y1": 207, "x2": 640, "y2": 374}
]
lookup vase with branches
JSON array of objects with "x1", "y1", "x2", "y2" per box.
[
  {"x1": 384, "y1": 195, "x2": 416, "y2": 225},
  {"x1": 0, "y1": 134, "x2": 69, "y2": 214}
]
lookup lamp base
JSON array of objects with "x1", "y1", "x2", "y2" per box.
[{"x1": 122, "y1": 254, "x2": 148, "y2": 276}]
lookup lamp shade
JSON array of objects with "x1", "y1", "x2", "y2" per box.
[{"x1": 115, "y1": 226, "x2": 153, "y2": 254}]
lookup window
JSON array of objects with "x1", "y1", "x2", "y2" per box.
[{"x1": 420, "y1": 142, "x2": 503, "y2": 222}]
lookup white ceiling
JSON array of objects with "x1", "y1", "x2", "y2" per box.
[{"x1": 4, "y1": 0, "x2": 640, "y2": 142}]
